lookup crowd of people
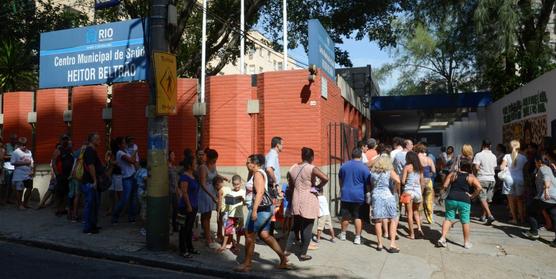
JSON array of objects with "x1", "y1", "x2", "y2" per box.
[{"x1": 1, "y1": 132, "x2": 555, "y2": 272}]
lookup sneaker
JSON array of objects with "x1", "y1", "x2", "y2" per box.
[
  {"x1": 522, "y1": 230, "x2": 540, "y2": 240},
  {"x1": 353, "y1": 236, "x2": 361, "y2": 245},
  {"x1": 479, "y1": 216, "x2": 487, "y2": 222},
  {"x1": 312, "y1": 235, "x2": 319, "y2": 243},
  {"x1": 339, "y1": 231, "x2": 346, "y2": 241},
  {"x1": 437, "y1": 238, "x2": 447, "y2": 248},
  {"x1": 550, "y1": 239, "x2": 556, "y2": 248},
  {"x1": 486, "y1": 216, "x2": 495, "y2": 226},
  {"x1": 330, "y1": 238, "x2": 336, "y2": 243},
  {"x1": 464, "y1": 242, "x2": 473, "y2": 249}
]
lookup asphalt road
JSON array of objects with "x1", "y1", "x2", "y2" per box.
[{"x1": 0, "y1": 241, "x2": 218, "y2": 279}]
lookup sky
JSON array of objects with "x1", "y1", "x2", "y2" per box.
[{"x1": 287, "y1": 36, "x2": 400, "y2": 92}]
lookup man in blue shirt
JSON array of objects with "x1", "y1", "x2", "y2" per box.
[{"x1": 338, "y1": 148, "x2": 370, "y2": 245}]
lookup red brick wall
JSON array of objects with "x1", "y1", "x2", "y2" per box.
[
  {"x1": 111, "y1": 82, "x2": 149, "y2": 158},
  {"x1": 206, "y1": 75, "x2": 252, "y2": 166},
  {"x1": 3, "y1": 91, "x2": 33, "y2": 146},
  {"x1": 35, "y1": 89, "x2": 68, "y2": 163},
  {"x1": 319, "y1": 75, "x2": 344, "y2": 166},
  {"x1": 169, "y1": 79, "x2": 198, "y2": 157},
  {"x1": 72, "y1": 86, "x2": 107, "y2": 158},
  {"x1": 257, "y1": 70, "x2": 322, "y2": 167}
]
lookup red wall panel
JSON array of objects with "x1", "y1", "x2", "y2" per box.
[
  {"x1": 72, "y1": 86, "x2": 107, "y2": 158},
  {"x1": 3, "y1": 91, "x2": 33, "y2": 147},
  {"x1": 35, "y1": 89, "x2": 68, "y2": 164},
  {"x1": 168, "y1": 78, "x2": 198, "y2": 158},
  {"x1": 111, "y1": 82, "x2": 149, "y2": 159}
]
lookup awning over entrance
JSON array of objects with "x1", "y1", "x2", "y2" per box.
[{"x1": 371, "y1": 92, "x2": 492, "y2": 135}]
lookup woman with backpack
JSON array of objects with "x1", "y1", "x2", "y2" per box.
[
  {"x1": 437, "y1": 158, "x2": 482, "y2": 249},
  {"x1": 235, "y1": 154, "x2": 289, "y2": 272}
]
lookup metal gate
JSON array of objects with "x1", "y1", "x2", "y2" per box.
[{"x1": 328, "y1": 122, "x2": 359, "y2": 215}]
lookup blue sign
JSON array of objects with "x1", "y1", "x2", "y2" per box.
[
  {"x1": 95, "y1": 0, "x2": 120, "y2": 10},
  {"x1": 39, "y1": 18, "x2": 147, "y2": 88},
  {"x1": 308, "y1": 19, "x2": 335, "y2": 81}
]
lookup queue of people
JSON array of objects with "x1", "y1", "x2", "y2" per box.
[{"x1": 2, "y1": 131, "x2": 556, "y2": 273}]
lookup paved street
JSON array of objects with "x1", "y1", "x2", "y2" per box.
[
  {"x1": 0, "y1": 241, "x2": 217, "y2": 279},
  {"x1": 0, "y1": 201, "x2": 555, "y2": 279}
]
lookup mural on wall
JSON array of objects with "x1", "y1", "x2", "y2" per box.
[
  {"x1": 501, "y1": 90, "x2": 549, "y2": 146},
  {"x1": 502, "y1": 115, "x2": 547, "y2": 146}
]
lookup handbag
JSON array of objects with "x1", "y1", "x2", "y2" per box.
[{"x1": 497, "y1": 168, "x2": 509, "y2": 181}]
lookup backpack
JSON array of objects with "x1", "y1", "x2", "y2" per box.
[{"x1": 71, "y1": 148, "x2": 86, "y2": 181}]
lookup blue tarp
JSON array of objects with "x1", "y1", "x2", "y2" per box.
[{"x1": 371, "y1": 92, "x2": 492, "y2": 111}]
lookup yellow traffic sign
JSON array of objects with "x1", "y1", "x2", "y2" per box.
[{"x1": 153, "y1": 51, "x2": 177, "y2": 115}]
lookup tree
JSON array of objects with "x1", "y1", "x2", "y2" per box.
[
  {"x1": 475, "y1": 0, "x2": 556, "y2": 99},
  {"x1": 375, "y1": 0, "x2": 481, "y2": 96},
  {"x1": 96, "y1": 0, "x2": 265, "y2": 77},
  {"x1": 259, "y1": 0, "x2": 411, "y2": 67},
  {"x1": 0, "y1": 0, "x2": 88, "y2": 91}
]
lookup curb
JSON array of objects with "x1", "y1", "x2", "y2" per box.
[{"x1": 0, "y1": 233, "x2": 275, "y2": 279}]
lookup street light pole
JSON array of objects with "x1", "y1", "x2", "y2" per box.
[{"x1": 147, "y1": 0, "x2": 170, "y2": 251}]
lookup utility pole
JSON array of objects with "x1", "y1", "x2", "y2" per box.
[
  {"x1": 283, "y1": 0, "x2": 288, "y2": 70},
  {"x1": 147, "y1": 0, "x2": 170, "y2": 251},
  {"x1": 240, "y1": 0, "x2": 245, "y2": 74}
]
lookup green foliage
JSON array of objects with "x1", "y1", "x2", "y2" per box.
[
  {"x1": 474, "y1": 0, "x2": 556, "y2": 99},
  {"x1": 259, "y1": 0, "x2": 408, "y2": 67},
  {"x1": 380, "y1": 0, "x2": 479, "y2": 95},
  {"x1": 96, "y1": 0, "x2": 264, "y2": 77},
  {"x1": 0, "y1": 0, "x2": 88, "y2": 91}
]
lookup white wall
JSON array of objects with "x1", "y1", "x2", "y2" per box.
[
  {"x1": 486, "y1": 69, "x2": 556, "y2": 145},
  {"x1": 442, "y1": 109, "x2": 486, "y2": 155}
]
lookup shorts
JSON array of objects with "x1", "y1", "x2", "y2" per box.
[
  {"x1": 403, "y1": 190, "x2": 423, "y2": 204},
  {"x1": 445, "y1": 199, "x2": 471, "y2": 224},
  {"x1": 246, "y1": 206, "x2": 273, "y2": 233},
  {"x1": 503, "y1": 180, "x2": 524, "y2": 196},
  {"x1": 224, "y1": 216, "x2": 244, "y2": 236},
  {"x1": 340, "y1": 201, "x2": 364, "y2": 220},
  {"x1": 13, "y1": 179, "x2": 33, "y2": 191},
  {"x1": 317, "y1": 214, "x2": 332, "y2": 231},
  {"x1": 479, "y1": 181, "x2": 495, "y2": 202},
  {"x1": 68, "y1": 178, "x2": 81, "y2": 199},
  {"x1": 109, "y1": 175, "x2": 123, "y2": 192}
]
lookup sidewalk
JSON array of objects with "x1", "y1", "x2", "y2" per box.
[{"x1": 0, "y1": 202, "x2": 555, "y2": 279}]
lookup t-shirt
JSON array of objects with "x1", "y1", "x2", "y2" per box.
[
  {"x1": 116, "y1": 150, "x2": 135, "y2": 178},
  {"x1": 366, "y1": 149, "x2": 378, "y2": 162},
  {"x1": 535, "y1": 165, "x2": 556, "y2": 204},
  {"x1": 503, "y1": 153, "x2": 527, "y2": 183},
  {"x1": 3, "y1": 143, "x2": 16, "y2": 170},
  {"x1": 339, "y1": 160, "x2": 370, "y2": 203},
  {"x1": 83, "y1": 146, "x2": 104, "y2": 184},
  {"x1": 57, "y1": 146, "x2": 75, "y2": 177},
  {"x1": 318, "y1": 195, "x2": 330, "y2": 217},
  {"x1": 222, "y1": 187, "x2": 246, "y2": 218},
  {"x1": 178, "y1": 174, "x2": 200, "y2": 210},
  {"x1": 265, "y1": 149, "x2": 281, "y2": 184},
  {"x1": 473, "y1": 150, "x2": 497, "y2": 182},
  {"x1": 390, "y1": 147, "x2": 402, "y2": 163},
  {"x1": 393, "y1": 151, "x2": 408, "y2": 176},
  {"x1": 11, "y1": 148, "x2": 33, "y2": 182}
]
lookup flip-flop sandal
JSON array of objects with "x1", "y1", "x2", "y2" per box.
[
  {"x1": 388, "y1": 247, "x2": 400, "y2": 253},
  {"x1": 299, "y1": 255, "x2": 312, "y2": 261}
]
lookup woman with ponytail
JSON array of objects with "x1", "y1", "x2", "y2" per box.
[{"x1": 500, "y1": 140, "x2": 528, "y2": 224}]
